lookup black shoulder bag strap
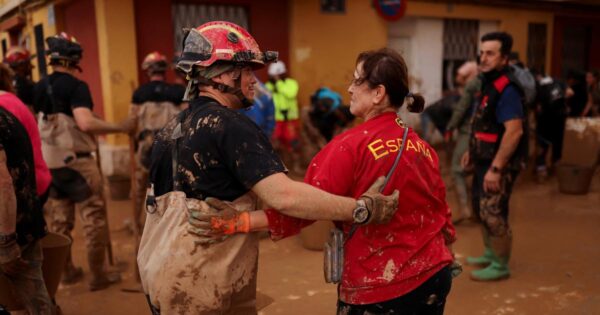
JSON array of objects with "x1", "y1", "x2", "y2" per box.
[{"x1": 344, "y1": 122, "x2": 410, "y2": 243}]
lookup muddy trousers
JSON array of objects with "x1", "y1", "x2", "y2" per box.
[
  {"x1": 336, "y1": 265, "x2": 452, "y2": 315},
  {"x1": 472, "y1": 162, "x2": 519, "y2": 261},
  {"x1": 46, "y1": 157, "x2": 110, "y2": 284},
  {"x1": 133, "y1": 163, "x2": 149, "y2": 232},
  {"x1": 451, "y1": 132, "x2": 471, "y2": 212},
  {"x1": 1, "y1": 241, "x2": 54, "y2": 315}
]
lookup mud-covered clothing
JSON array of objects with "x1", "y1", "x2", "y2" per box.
[
  {"x1": 143, "y1": 97, "x2": 284, "y2": 313},
  {"x1": 265, "y1": 112, "x2": 455, "y2": 305},
  {"x1": 0, "y1": 92, "x2": 51, "y2": 196},
  {"x1": 1, "y1": 240, "x2": 54, "y2": 315},
  {"x1": 470, "y1": 69, "x2": 527, "y2": 171},
  {"x1": 13, "y1": 75, "x2": 35, "y2": 107},
  {"x1": 472, "y1": 162, "x2": 518, "y2": 238},
  {"x1": 131, "y1": 80, "x2": 184, "y2": 106},
  {"x1": 33, "y1": 71, "x2": 94, "y2": 116},
  {"x1": 149, "y1": 96, "x2": 285, "y2": 201},
  {"x1": 336, "y1": 265, "x2": 452, "y2": 315},
  {"x1": 0, "y1": 106, "x2": 47, "y2": 245}
]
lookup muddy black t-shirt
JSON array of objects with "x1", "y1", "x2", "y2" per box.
[
  {"x1": 149, "y1": 97, "x2": 286, "y2": 201},
  {"x1": 33, "y1": 71, "x2": 94, "y2": 116},
  {"x1": 0, "y1": 107, "x2": 47, "y2": 245},
  {"x1": 131, "y1": 80, "x2": 184, "y2": 106}
]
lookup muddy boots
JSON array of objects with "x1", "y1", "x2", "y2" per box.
[
  {"x1": 470, "y1": 235, "x2": 512, "y2": 281},
  {"x1": 61, "y1": 251, "x2": 84, "y2": 284},
  {"x1": 88, "y1": 246, "x2": 121, "y2": 291},
  {"x1": 466, "y1": 230, "x2": 494, "y2": 266}
]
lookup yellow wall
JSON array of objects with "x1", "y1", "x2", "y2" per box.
[
  {"x1": 94, "y1": 0, "x2": 138, "y2": 146},
  {"x1": 290, "y1": 0, "x2": 387, "y2": 107},
  {"x1": 406, "y1": 2, "x2": 555, "y2": 74}
]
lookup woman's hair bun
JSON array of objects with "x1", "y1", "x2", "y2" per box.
[{"x1": 406, "y1": 93, "x2": 425, "y2": 113}]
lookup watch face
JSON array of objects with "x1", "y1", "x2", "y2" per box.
[{"x1": 353, "y1": 207, "x2": 369, "y2": 224}]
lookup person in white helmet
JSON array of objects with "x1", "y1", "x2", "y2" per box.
[{"x1": 265, "y1": 61, "x2": 303, "y2": 173}]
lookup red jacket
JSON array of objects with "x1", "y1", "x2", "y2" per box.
[
  {"x1": 265, "y1": 112, "x2": 455, "y2": 304},
  {"x1": 0, "y1": 92, "x2": 51, "y2": 196}
]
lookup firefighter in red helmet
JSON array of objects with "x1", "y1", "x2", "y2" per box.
[
  {"x1": 128, "y1": 51, "x2": 184, "y2": 233},
  {"x1": 137, "y1": 21, "x2": 398, "y2": 314},
  {"x1": 3, "y1": 46, "x2": 35, "y2": 109}
]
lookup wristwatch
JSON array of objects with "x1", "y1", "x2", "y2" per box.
[
  {"x1": 0, "y1": 233, "x2": 17, "y2": 245},
  {"x1": 490, "y1": 166, "x2": 502, "y2": 174},
  {"x1": 352, "y1": 199, "x2": 370, "y2": 224}
]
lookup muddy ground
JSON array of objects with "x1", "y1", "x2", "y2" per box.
[{"x1": 46, "y1": 164, "x2": 600, "y2": 315}]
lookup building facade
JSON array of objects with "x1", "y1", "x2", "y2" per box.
[{"x1": 1, "y1": 0, "x2": 598, "y2": 172}]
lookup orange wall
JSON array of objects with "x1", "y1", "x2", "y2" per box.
[{"x1": 290, "y1": 0, "x2": 387, "y2": 107}]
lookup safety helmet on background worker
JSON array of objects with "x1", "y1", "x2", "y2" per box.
[
  {"x1": 3, "y1": 46, "x2": 33, "y2": 67},
  {"x1": 46, "y1": 32, "x2": 83, "y2": 70},
  {"x1": 141, "y1": 51, "x2": 168, "y2": 75}
]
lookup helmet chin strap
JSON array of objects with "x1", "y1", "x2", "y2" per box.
[{"x1": 194, "y1": 69, "x2": 254, "y2": 107}]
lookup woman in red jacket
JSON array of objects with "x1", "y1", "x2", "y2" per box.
[{"x1": 192, "y1": 48, "x2": 456, "y2": 314}]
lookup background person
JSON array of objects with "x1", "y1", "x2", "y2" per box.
[
  {"x1": 462, "y1": 32, "x2": 527, "y2": 281},
  {"x1": 1, "y1": 94, "x2": 54, "y2": 315},
  {"x1": 2, "y1": 46, "x2": 36, "y2": 111},
  {"x1": 266, "y1": 60, "x2": 303, "y2": 173},
  {"x1": 129, "y1": 51, "x2": 183, "y2": 232},
  {"x1": 33, "y1": 32, "x2": 132, "y2": 291},
  {"x1": 195, "y1": 48, "x2": 456, "y2": 315}
]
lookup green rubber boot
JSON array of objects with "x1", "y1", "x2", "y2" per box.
[
  {"x1": 466, "y1": 247, "x2": 494, "y2": 266},
  {"x1": 466, "y1": 230, "x2": 494, "y2": 266},
  {"x1": 470, "y1": 234, "x2": 511, "y2": 281},
  {"x1": 470, "y1": 260, "x2": 510, "y2": 281}
]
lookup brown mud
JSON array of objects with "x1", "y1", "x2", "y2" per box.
[{"x1": 51, "y1": 165, "x2": 600, "y2": 314}]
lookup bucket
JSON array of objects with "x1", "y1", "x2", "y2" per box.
[
  {"x1": 557, "y1": 164, "x2": 595, "y2": 195},
  {"x1": 40, "y1": 233, "x2": 71, "y2": 298},
  {"x1": 300, "y1": 221, "x2": 335, "y2": 251},
  {"x1": 0, "y1": 232, "x2": 71, "y2": 311},
  {"x1": 107, "y1": 174, "x2": 131, "y2": 200}
]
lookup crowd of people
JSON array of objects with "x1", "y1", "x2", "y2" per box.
[{"x1": 0, "y1": 20, "x2": 597, "y2": 315}]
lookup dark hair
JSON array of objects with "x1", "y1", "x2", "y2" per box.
[
  {"x1": 481, "y1": 32, "x2": 513, "y2": 57},
  {"x1": 356, "y1": 48, "x2": 424, "y2": 113},
  {"x1": 0, "y1": 63, "x2": 14, "y2": 93}
]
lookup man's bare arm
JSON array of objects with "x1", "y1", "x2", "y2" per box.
[
  {"x1": 251, "y1": 173, "x2": 355, "y2": 221},
  {"x1": 0, "y1": 150, "x2": 16, "y2": 234},
  {"x1": 491, "y1": 119, "x2": 523, "y2": 169},
  {"x1": 73, "y1": 107, "x2": 132, "y2": 134}
]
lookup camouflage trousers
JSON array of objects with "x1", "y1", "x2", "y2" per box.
[
  {"x1": 45, "y1": 157, "x2": 109, "y2": 278},
  {"x1": 472, "y1": 162, "x2": 519, "y2": 237},
  {"x1": 1, "y1": 240, "x2": 55, "y2": 315}
]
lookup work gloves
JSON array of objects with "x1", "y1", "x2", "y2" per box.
[
  {"x1": 0, "y1": 239, "x2": 28, "y2": 277},
  {"x1": 358, "y1": 176, "x2": 399, "y2": 225},
  {"x1": 187, "y1": 198, "x2": 250, "y2": 246}
]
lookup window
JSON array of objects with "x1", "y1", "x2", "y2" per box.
[{"x1": 442, "y1": 19, "x2": 479, "y2": 91}]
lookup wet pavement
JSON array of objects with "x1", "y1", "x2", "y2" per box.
[{"x1": 50, "y1": 166, "x2": 600, "y2": 314}]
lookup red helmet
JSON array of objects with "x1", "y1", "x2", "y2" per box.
[
  {"x1": 177, "y1": 21, "x2": 277, "y2": 75},
  {"x1": 3, "y1": 46, "x2": 32, "y2": 66},
  {"x1": 141, "y1": 51, "x2": 168, "y2": 73}
]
